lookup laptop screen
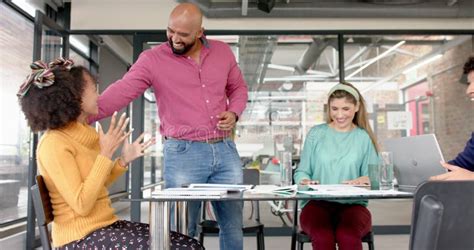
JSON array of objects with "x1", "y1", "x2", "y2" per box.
[{"x1": 383, "y1": 134, "x2": 447, "y2": 192}]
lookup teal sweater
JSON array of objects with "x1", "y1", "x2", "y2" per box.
[{"x1": 294, "y1": 124, "x2": 379, "y2": 207}]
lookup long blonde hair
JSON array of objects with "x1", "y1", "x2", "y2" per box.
[{"x1": 325, "y1": 82, "x2": 379, "y2": 152}]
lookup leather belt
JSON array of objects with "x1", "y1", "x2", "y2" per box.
[{"x1": 165, "y1": 136, "x2": 225, "y2": 144}]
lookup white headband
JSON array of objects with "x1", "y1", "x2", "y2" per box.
[{"x1": 328, "y1": 83, "x2": 360, "y2": 101}]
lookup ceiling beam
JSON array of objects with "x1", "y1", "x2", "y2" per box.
[{"x1": 180, "y1": 0, "x2": 473, "y2": 18}]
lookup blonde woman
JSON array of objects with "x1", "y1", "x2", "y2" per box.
[{"x1": 294, "y1": 82, "x2": 379, "y2": 250}]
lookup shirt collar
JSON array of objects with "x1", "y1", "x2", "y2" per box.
[{"x1": 201, "y1": 36, "x2": 210, "y2": 48}]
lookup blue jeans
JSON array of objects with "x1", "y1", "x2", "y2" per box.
[{"x1": 163, "y1": 138, "x2": 243, "y2": 250}]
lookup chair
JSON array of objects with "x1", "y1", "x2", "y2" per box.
[
  {"x1": 198, "y1": 168, "x2": 265, "y2": 250},
  {"x1": 409, "y1": 181, "x2": 474, "y2": 250},
  {"x1": 291, "y1": 200, "x2": 374, "y2": 250},
  {"x1": 31, "y1": 175, "x2": 54, "y2": 250}
]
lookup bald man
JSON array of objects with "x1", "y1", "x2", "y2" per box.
[
  {"x1": 431, "y1": 56, "x2": 474, "y2": 181},
  {"x1": 91, "y1": 3, "x2": 247, "y2": 249}
]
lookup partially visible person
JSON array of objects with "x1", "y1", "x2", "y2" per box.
[
  {"x1": 18, "y1": 58, "x2": 203, "y2": 249},
  {"x1": 294, "y1": 82, "x2": 379, "y2": 250},
  {"x1": 431, "y1": 56, "x2": 474, "y2": 181}
]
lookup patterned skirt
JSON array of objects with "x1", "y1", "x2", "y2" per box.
[{"x1": 57, "y1": 220, "x2": 204, "y2": 249}]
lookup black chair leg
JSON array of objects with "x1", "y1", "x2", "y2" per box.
[
  {"x1": 257, "y1": 231, "x2": 265, "y2": 250},
  {"x1": 368, "y1": 241, "x2": 375, "y2": 250},
  {"x1": 199, "y1": 232, "x2": 204, "y2": 245},
  {"x1": 298, "y1": 241, "x2": 304, "y2": 250}
]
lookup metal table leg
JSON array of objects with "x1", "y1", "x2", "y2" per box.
[
  {"x1": 150, "y1": 201, "x2": 170, "y2": 250},
  {"x1": 176, "y1": 201, "x2": 188, "y2": 235}
]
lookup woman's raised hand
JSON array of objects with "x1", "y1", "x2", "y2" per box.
[
  {"x1": 120, "y1": 133, "x2": 156, "y2": 166},
  {"x1": 98, "y1": 112, "x2": 132, "y2": 159}
]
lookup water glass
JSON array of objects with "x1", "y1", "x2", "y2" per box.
[
  {"x1": 379, "y1": 151, "x2": 394, "y2": 190},
  {"x1": 279, "y1": 151, "x2": 292, "y2": 187},
  {"x1": 368, "y1": 163, "x2": 380, "y2": 190}
]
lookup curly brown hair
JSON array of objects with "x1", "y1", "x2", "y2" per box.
[
  {"x1": 463, "y1": 56, "x2": 474, "y2": 75},
  {"x1": 19, "y1": 66, "x2": 91, "y2": 132}
]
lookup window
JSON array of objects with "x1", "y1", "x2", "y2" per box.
[
  {"x1": 69, "y1": 49, "x2": 90, "y2": 69},
  {"x1": 69, "y1": 35, "x2": 91, "y2": 69},
  {"x1": 0, "y1": 3, "x2": 34, "y2": 225},
  {"x1": 404, "y1": 81, "x2": 431, "y2": 136}
]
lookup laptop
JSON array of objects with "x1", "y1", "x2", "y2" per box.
[{"x1": 383, "y1": 134, "x2": 447, "y2": 192}]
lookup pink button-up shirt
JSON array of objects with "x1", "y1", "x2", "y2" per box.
[{"x1": 92, "y1": 39, "x2": 248, "y2": 141}]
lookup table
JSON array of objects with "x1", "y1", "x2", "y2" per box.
[{"x1": 126, "y1": 187, "x2": 413, "y2": 250}]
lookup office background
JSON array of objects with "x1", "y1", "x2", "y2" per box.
[{"x1": 0, "y1": 0, "x2": 473, "y2": 249}]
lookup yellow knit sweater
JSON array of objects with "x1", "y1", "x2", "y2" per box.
[{"x1": 37, "y1": 121, "x2": 127, "y2": 247}]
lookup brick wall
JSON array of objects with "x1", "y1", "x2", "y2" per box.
[
  {"x1": 430, "y1": 40, "x2": 474, "y2": 160},
  {"x1": 356, "y1": 36, "x2": 473, "y2": 159}
]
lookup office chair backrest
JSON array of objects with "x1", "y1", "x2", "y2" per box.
[
  {"x1": 410, "y1": 181, "x2": 474, "y2": 250},
  {"x1": 243, "y1": 168, "x2": 261, "y2": 221},
  {"x1": 243, "y1": 168, "x2": 260, "y2": 185},
  {"x1": 31, "y1": 175, "x2": 53, "y2": 250}
]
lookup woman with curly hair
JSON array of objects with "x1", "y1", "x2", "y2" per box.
[{"x1": 18, "y1": 58, "x2": 204, "y2": 249}]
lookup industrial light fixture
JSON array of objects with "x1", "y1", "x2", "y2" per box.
[
  {"x1": 281, "y1": 81, "x2": 294, "y2": 91},
  {"x1": 257, "y1": 0, "x2": 275, "y2": 13},
  {"x1": 347, "y1": 40, "x2": 406, "y2": 79},
  {"x1": 267, "y1": 64, "x2": 333, "y2": 76},
  {"x1": 402, "y1": 54, "x2": 443, "y2": 74}
]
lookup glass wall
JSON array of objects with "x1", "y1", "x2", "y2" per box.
[
  {"x1": 69, "y1": 35, "x2": 91, "y2": 70},
  {"x1": 142, "y1": 41, "x2": 166, "y2": 187},
  {"x1": 0, "y1": 2, "x2": 34, "y2": 225},
  {"x1": 231, "y1": 35, "x2": 341, "y2": 183},
  {"x1": 242, "y1": 34, "x2": 472, "y2": 227},
  {"x1": 137, "y1": 34, "x2": 473, "y2": 189},
  {"x1": 69, "y1": 49, "x2": 90, "y2": 69},
  {"x1": 0, "y1": 3, "x2": 94, "y2": 226},
  {"x1": 343, "y1": 35, "x2": 473, "y2": 159},
  {"x1": 143, "y1": 91, "x2": 161, "y2": 186}
]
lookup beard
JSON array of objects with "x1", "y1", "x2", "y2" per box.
[{"x1": 168, "y1": 38, "x2": 196, "y2": 55}]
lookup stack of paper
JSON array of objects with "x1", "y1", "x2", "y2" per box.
[
  {"x1": 298, "y1": 184, "x2": 411, "y2": 196},
  {"x1": 296, "y1": 184, "x2": 370, "y2": 196},
  {"x1": 247, "y1": 184, "x2": 297, "y2": 196},
  {"x1": 152, "y1": 188, "x2": 227, "y2": 198},
  {"x1": 188, "y1": 183, "x2": 254, "y2": 191}
]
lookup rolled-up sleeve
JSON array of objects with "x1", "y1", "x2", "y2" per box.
[
  {"x1": 89, "y1": 51, "x2": 153, "y2": 123},
  {"x1": 226, "y1": 51, "x2": 248, "y2": 117}
]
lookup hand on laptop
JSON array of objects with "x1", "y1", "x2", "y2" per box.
[
  {"x1": 430, "y1": 162, "x2": 474, "y2": 181},
  {"x1": 342, "y1": 176, "x2": 370, "y2": 186}
]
